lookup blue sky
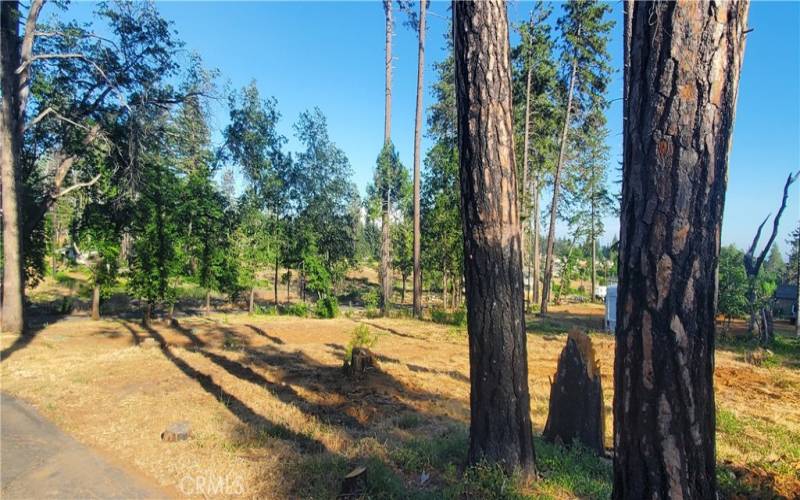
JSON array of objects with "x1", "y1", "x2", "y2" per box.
[{"x1": 61, "y1": 1, "x2": 799, "y2": 254}]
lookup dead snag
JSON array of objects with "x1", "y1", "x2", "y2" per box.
[{"x1": 543, "y1": 331, "x2": 605, "y2": 455}]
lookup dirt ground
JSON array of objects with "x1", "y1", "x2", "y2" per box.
[{"x1": 2, "y1": 303, "x2": 799, "y2": 498}]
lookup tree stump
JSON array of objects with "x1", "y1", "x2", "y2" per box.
[
  {"x1": 543, "y1": 330, "x2": 605, "y2": 454},
  {"x1": 338, "y1": 465, "x2": 367, "y2": 498},
  {"x1": 342, "y1": 347, "x2": 375, "y2": 377}
]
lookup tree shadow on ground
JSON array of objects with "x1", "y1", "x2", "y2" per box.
[
  {"x1": 139, "y1": 322, "x2": 325, "y2": 452},
  {"x1": 164, "y1": 319, "x2": 468, "y2": 435},
  {"x1": 324, "y1": 342, "x2": 469, "y2": 384},
  {"x1": 123, "y1": 319, "x2": 474, "y2": 497},
  {"x1": 356, "y1": 320, "x2": 421, "y2": 340},
  {"x1": 243, "y1": 324, "x2": 284, "y2": 345},
  {"x1": 1, "y1": 310, "x2": 72, "y2": 362}
]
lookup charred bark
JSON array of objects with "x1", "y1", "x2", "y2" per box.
[
  {"x1": 454, "y1": 0, "x2": 536, "y2": 476},
  {"x1": 543, "y1": 331, "x2": 605, "y2": 455},
  {"x1": 614, "y1": 2, "x2": 749, "y2": 498}
]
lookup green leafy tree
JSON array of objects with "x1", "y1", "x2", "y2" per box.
[
  {"x1": 72, "y1": 201, "x2": 123, "y2": 320},
  {"x1": 232, "y1": 200, "x2": 275, "y2": 314},
  {"x1": 421, "y1": 31, "x2": 462, "y2": 310},
  {"x1": 512, "y1": 1, "x2": 559, "y2": 306},
  {"x1": 290, "y1": 108, "x2": 359, "y2": 270},
  {"x1": 223, "y1": 81, "x2": 289, "y2": 304},
  {"x1": 718, "y1": 245, "x2": 749, "y2": 333},
  {"x1": 2, "y1": 0, "x2": 182, "y2": 333},
  {"x1": 367, "y1": 142, "x2": 409, "y2": 313},
  {"x1": 541, "y1": 0, "x2": 614, "y2": 314},
  {"x1": 128, "y1": 156, "x2": 183, "y2": 326},
  {"x1": 563, "y1": 108, "x2": 614, "y2": 300}
]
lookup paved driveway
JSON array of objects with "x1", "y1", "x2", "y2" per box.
[{"x1": 1, "y1": 393, "x2": 166, "y2": 499}]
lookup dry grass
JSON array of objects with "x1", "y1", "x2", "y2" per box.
[{"x1": 2, "y1": 302, "x2": 799, "y2": 498}]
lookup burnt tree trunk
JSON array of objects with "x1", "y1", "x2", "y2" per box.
[
  {"x1": 543, "y1": 331, "x2": 605, "y2": 454},
  {"x1": 454, "y1": 0, "x2": 536, "y2": 476},
  {"x1": 614, "y1": 2, "x2": 749, "y2": 498},
  {"x1": 1, "y1": 0, "x2": 25, "y2": 334},
  {"x1": 412, "y1": 0, "x2": 426, "y2": 319}
]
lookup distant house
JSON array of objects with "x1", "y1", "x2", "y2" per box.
[{"x1": 773, "y1": 284, "x2": 798, "y2": 321}]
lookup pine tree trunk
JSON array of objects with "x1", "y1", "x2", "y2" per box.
[
  {"x1": 380, "y1": 196, "x2": 391, "y2": 315},
  {"x1": 383, "y1": 0, "x2": 392, "y2": 141},
  {"x1": 442, "y1": 269, "x2": 448, "y2": 311},
  {"x1": 249, "y1": 287, "x2": 255, "y2": 315},
  {"x1": 1, "y1": 1, "x2": 25, "y2": 334},
  {"x1": 454, "y1": 0, "x2": 536, "y2": 476},
  {"x1": 205, "y1": 290, "x2": 211, "y2": 316},
  {"x1": 521, "y1": 53, "x2": 533, "y2": 312},
  {"x1": 412, "y1": 0, "x2": 426, "y2": 319},
  {"x1": 401, "y1": 274, "x2": 406, "y2": 305},
  {"x1": 541, "y1": 58, "x2": 577, "y2": 316},
  {"x1": 286, "y1": 269, "x2": 291, "y2": 301},
  {"x1": 274, "y1": 255, "x2": 279, "y2": 305},
  {"x1": 143, "y1": 302, "x2": 152, "y2": 328},
  {"x1": 532, "y1": 174, "x2": 541, "y2": 305},
  {"x1": 591, "y1": 193, "x2": 597, "y2": 302},
  {"x1": 614, "y1": 2, "x2": 749, "y2": 498},
  {"x1": 91, "y1": 284, "x2": 101, "y2": 321}
]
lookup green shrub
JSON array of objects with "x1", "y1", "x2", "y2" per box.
[
  {"x1": 315, "y1": 296, "x2": 339, "y2": 318},
  {"x1": 431, "y1": 307, "x2": 467, "y2": 326},
  {"x1": 283, "y1": 302, "x2": 308, "y2": 317},
  {"x1": 254, "y1": 304, "x2": 278, "y2": 316},
  {"x1": 459, "y1": 462, "x2": 527, "y2": 500},
  {"x1": 361, "y1": 289, "x2": 380, "y2": 309},
  {"x1": 365, "y1": 307, "x2": 381, "y2": 319},
  {"x1": 345, "y1": 324, "x2": 379, "y2": 361},
  {"x1": 58, "y1": 296, "x2": 75, "y2": 314}
]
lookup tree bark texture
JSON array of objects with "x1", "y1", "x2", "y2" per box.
[
  {"x1": 412, "y1": 0, "x2": 426, "y2": 318},
  {"x1": 541, "y1": 58, "x2": 577, "y2": 316},
  {"x1": 1, "y1": 0, "x2": 25, "y2": 334},
  {"x1": 614, "y1": 2, "x2": 749, "y2": 498},
  {"x1": 453, "y1": 0, "x2": 536, "y2": 476}
]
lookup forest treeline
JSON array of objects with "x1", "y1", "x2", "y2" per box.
[{"x1": 1, "y1": 0, "x2": 622, "y2": 328}]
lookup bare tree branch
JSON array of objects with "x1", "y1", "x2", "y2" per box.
[
  {"x1": 55, "y1": 174, "x2": 102, "y2": 199},
  {"x1": 744, "y1": 171, "x2": 800, "y2": 277}
]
